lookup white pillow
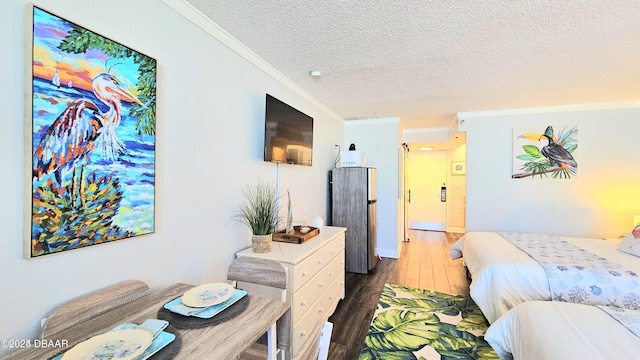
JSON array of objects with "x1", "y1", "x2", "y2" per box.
[{"x1": 618, "y1": 222, "x2": 640, "y2": 257}]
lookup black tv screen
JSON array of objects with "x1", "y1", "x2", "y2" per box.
[{"x1": 264, "y1": 94, "x2": 313, "y2": 166}]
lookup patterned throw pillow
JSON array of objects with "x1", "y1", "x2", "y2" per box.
[{"x1": 618, "y1": 222, "x2": 640, "y2": 257}]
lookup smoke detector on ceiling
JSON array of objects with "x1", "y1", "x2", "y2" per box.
[{"x1": 309, "y1": 70, "x2": 322, "y2": 78}]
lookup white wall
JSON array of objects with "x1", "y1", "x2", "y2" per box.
[
  {"x1": 403, "y1": 127, "x2": 450, "y2": 143},
  {"x1": 459, "y1": 104, "x2": 640, "y2": 238},
  {"x1": 0, "y1": 0, "x2": 344, "y2": 346},
  {"x1": 344, "y1": 118, "x2": 402, "y2": 258},
  {"x1": 447, "y1": 144, "x2": 466, "y2": 233}
]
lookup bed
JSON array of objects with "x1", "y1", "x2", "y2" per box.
[
  {"x1": 484, "y1": 301, "x2": 640, "y2": 360},
  {"x1": 450, "y1": 231, "x2": 640, "y2": 323}
]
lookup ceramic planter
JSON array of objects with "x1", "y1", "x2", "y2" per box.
[{"x1": 252, "y1": 234, "x2": 272, "y2": 253}]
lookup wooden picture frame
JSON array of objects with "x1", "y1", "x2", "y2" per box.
[
  {"x1": 451, "y1": 161, "x2": 465, "y2": 175},
  {"x1": 26, "y1": 5, "x2": 157, "y2": 258}
]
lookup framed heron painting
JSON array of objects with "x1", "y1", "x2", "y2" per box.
[
  {"x1": 26, "y1": 5, "x2": 157, "y2": 258},
  {"x1": 512, "y1": 125, "x2": 578, "y2": 179}
]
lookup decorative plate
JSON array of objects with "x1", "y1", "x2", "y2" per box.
[
  {"x1": 164, "y1": 288, "x2": 247, "y2": 318},
  {"x1": 181, "y1": 282, "x2": 235, "y2": 308},
  {"x1": 62, "y1": 328, "x2": 153, "y2": 360}
]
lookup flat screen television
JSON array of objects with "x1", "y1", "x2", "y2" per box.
[{"x1": 264, "y1": 94, "x2": 313, "y2": 166}]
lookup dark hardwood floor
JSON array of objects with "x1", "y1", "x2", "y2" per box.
[{"x1": 326, "y1": 230, "x2": 468, "y2": 360}]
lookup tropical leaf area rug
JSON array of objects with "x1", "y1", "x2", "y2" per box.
[{"x1": 358, "y1": 284, "x2": 498, "y2": 360}]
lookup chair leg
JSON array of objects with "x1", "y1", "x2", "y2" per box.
[{"x1": 267, "y1": 323, "x2": 277, "y2": 360}]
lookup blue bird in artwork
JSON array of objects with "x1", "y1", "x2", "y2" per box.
[
  {"x1": 590, "y1": 285, "x2": 602, "y2": 296},
  {"x1": 33, "y1": 70, "x2": 145, "y2": 206},
  {"x1": 34, "y1": 72, "x2": 146, "y2": 181}
]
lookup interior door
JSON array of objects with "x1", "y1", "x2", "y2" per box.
[
  {"x1": 408, "y1": 152, "x2": 448, "y2": 231},
  {"x1": 402, "y1": 145, "x2": 410, "y2": 241}
]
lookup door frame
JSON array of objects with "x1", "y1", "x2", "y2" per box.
[{"x1": 402, "y1": 144, "x2": 410, "y2": 241}]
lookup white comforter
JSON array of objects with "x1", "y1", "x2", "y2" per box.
[
  {"x1": 485, "y1": 301, "x2": 640, "y2": 360},
  {"x1": 451, "y1": 232, "x2": 640, "y2": 323}
]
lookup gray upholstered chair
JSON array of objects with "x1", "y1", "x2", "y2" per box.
[
  {"x1": 39, "y1": 280, "x2": 151, "y2": 339},
  {"x1": 227, "y1": 257, "x2": 330, "y2": 360},
  {"x1": 228, "y1": 257, "x2": 291, "y2": 358},
  {"x1": 229, "y1": 257, "x2": 331, "y2": 360}
]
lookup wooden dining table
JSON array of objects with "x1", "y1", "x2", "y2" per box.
[{"x1": 2, "y1": 283, "x2": 289, "y2": 360}]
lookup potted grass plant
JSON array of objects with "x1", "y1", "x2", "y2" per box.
[{"x1": 234, "y1": 178, "x2": 280, "y2": 253}]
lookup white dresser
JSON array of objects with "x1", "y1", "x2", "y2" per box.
[{"x1": 236, "y1": 226, "x2": 346, "y2": 357}]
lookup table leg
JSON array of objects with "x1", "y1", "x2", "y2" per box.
[{"x1": 267, "y1": 323, "x2": 277, "y2": 360}]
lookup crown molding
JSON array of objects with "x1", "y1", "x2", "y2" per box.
[
  {"x1": 344, "y1": 117, "x2": 400, "y2": 126},
  {"x1": 457, "y1": 100, "x2": 640, "y2": 120},
  {"x1": 160, "y1": 0, "x2": 344, "y2": 124}
]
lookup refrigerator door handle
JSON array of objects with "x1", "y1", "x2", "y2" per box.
[{"x1": 367, "y1": 201, "x2": 378, "y2": 270}]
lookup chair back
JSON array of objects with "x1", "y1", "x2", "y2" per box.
[
  {"x1": 228, "y1": 257, "x2": 290, "y2": 351},
  {"x1": 40, "y1": 280, "x2": 150, "y2": 339}
]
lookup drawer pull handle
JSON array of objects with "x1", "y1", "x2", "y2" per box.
[
  {"x1": 318, "y1": 308, "x2": 324, "y2": 313},
  {"x1": 303, "y1": 271, "x2": 308, "y2": 277},
  {"x1": 319, "y1": 282, "x2": 324, "y2": 288},
  {"x1": 318, "y1": 259, "x2": 324, "y2": 264},
  {"x1": 301, "y1": 330, "x2": 306, "y2": 337},
  {"x1": 301, "y1": 300, "x2": 306, "y2": 306},
  {"x1": 329, "y1": 272, "x2": 334, "y2": 277}
]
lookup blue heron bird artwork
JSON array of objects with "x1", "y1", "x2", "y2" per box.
[
  {"x1": 512, "y1": 125, "x2": 578, "y2": 179},
  {"x1": 27, "y1": 6, "x2": 157, "y2": 257}
]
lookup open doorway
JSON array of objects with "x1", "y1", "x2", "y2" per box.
[
  {"x1": 408, "y1": 152, "x2": 448, "y2": 231},
  {"x1": 404, "y1": 134, "x2": 466, "y2": 234}
]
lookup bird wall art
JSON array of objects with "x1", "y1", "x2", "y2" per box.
[
  {"x1": 27, "y1": 6, "x2": 157, "y2": 257},
  {"x1": 513, "y1": 125, "x2": 578, "y2": 179}
]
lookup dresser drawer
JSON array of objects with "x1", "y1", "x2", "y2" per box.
[
  {"x1": 291, "y1": 234, "x2": 345, "y2": 292},
  {"x1": 314, "y1": 269, "x2": 345, "y2": 320},
  {"x1": 292, "y1": 270, "x2": 345, "y2": 355},
  {"x1": 291, "y1": 251, "x2": 345, "y2": 324}
]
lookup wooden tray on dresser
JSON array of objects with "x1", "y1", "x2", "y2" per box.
[{"x1": 273, "y1": 226, "x2": 320, "y2": 244}]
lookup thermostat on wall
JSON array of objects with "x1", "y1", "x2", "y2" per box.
[{"x1": 340, "y1": 151, "x2": 366, "y2": 167}]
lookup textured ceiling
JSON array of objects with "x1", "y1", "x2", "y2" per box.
[{"x1": 186, "y1": 0, "x2": 640, "y2": 129}]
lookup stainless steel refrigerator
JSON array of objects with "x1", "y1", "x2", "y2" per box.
[{"x1": 330, "y1": 167, "x2": 377, "y2": 274}]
